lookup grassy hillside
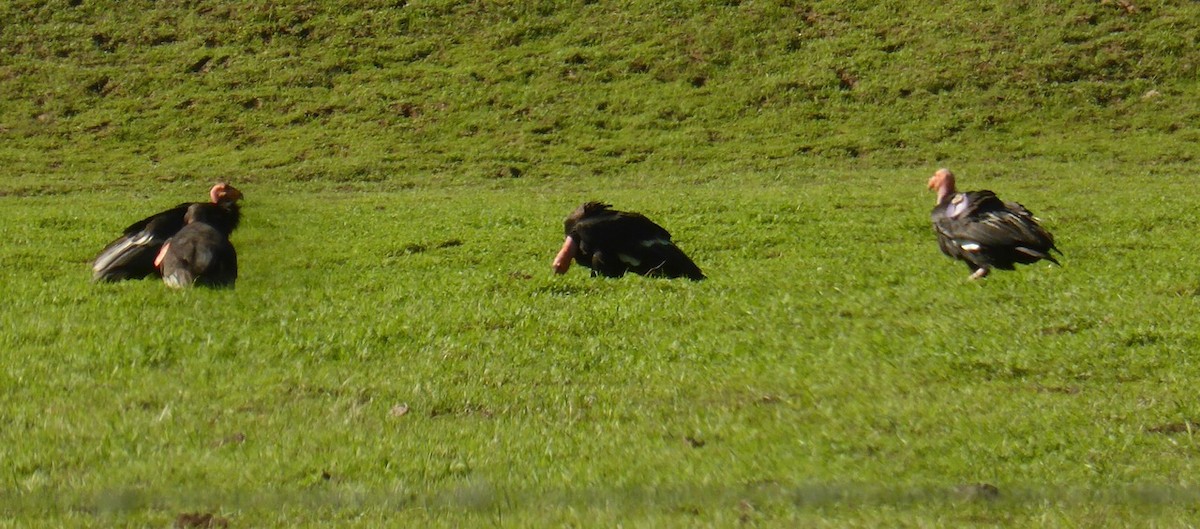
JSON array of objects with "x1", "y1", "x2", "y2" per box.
[
  {"x1": 5, "y1": 1, "x2": 1200, "y2": 527},
  {"x1": 3, "y1": 0, "x2": 1199, "y2": 187}
]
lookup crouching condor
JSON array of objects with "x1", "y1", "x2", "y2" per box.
[
  {"x1": 927, "y1": 168, "x2": 1061, "y2": 279},
  {"x1": 552, "y1": 202, "x2": 705, "y2": 280},
  {"x1": 91, "y1": 182, "x2": 242, "y2": 282}
]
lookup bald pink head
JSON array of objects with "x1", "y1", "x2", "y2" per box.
[
  {"x1": 209, "y1": 182, "x2": 243, "y2": 204},
  {"x1": 927, "y1": 168, "x2": 956, "y2": 204},
  {"x1": 552, "y1": 236, "x2": 577, "y2": 274}
]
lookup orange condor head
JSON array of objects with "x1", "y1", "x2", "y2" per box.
[
  {"x1": 927, "y1": 168, "x2": 956, "y2": 204},
  {"x1": 209, "y1": 182, "x2": 244, "y2": 204}
]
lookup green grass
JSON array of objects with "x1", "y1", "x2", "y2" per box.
[
  {"x1": 5, "y1": 1, "x2": 1200, "y2": 526},
  {"x1": 3, "y1": 0, "x2": 1200, "y2": 186},
  {"x1": 6, "y1": 166, "x2": 1200, "y2": 526}
]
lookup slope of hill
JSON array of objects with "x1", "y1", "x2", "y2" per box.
[{"x1": 2, "y1": 0, "x2": 1198, "y2": 186}]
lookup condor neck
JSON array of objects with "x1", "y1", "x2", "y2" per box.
[{"x1": 936, "y1": 185, "x2": 956, "y2": 205}]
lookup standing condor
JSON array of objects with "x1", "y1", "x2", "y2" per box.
[
  {"x1": 91, "y1": 183, "x2": 242, "y2": 282},
  {"x1": 928, "y1": 168, "x2": 1060, "y2": 279},
  {"x1": 552, "y1": 201, "x2": 705, "y2": 280},
  {"x1": 155, "y1": 203, "x2": 239, "y2": 289}
]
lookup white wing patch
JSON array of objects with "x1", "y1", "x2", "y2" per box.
[
  {"x1": 960, "y1": 243, "x2": 982, "y2": 252},
  {"x1": 92, "y1": 238, "x2": 137, "y2": 274},
  {"x1": 640, "y1": 238, "x2": 671, "y2": 247},
  {"x1": 618, "y1": 253, "x2": 641, "y2": 266},
  {"x1": 129, "y1": 232, "x2": 156, "y2": 246},
  {"x1": 92, "y1": 242, "x2": 128, "y2": 273},
  {"x1": 92, "y1": 232, "x2": 158, "y2": 273}
]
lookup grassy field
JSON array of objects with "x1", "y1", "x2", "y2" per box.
[{"x1": 4, "y1": 1, "x2": 1200, "y2": 527}]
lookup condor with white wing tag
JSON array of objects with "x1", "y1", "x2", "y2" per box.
[{"x1": 927, "y1": 169, "x2": 1060, "y2": 280}]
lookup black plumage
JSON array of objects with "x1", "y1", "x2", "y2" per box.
[
  {"x1": 156, "y1": 203, "x2": 238, "y2": 289},
  {"x1": 552, "y1": 202, "x2": 705, "y2": 280},
  {"x1": 928, "y1": 169, "x2": 1060, "y2": 279},
  {"x1": 91, "y1": 183, "x2": 242, "y2": 282}
]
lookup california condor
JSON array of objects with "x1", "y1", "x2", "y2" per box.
[
  {"x1": 928, "y1": 169, "x2": 1060, "y2": 279},
  {"x1": 552, "y1": 202, "x2": 705, "y2": 280}
]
